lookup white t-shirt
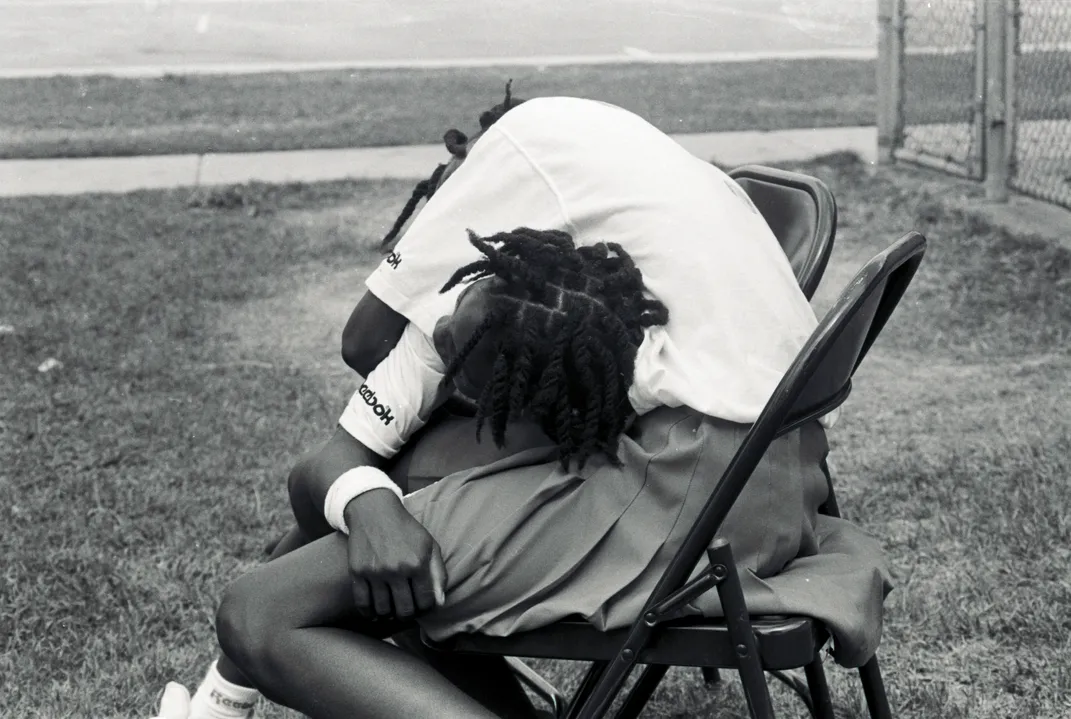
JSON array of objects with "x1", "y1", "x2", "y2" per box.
[
  {"x1": 338, "y1": 322, "x2": 446, "y2": 458},
  {"x1": 365, "y1": 97, "x2": 819, "y2": 424}
]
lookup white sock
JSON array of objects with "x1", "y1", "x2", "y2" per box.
[{"x1": 189, "y1": 661, "x2": 260, "y2": 719}]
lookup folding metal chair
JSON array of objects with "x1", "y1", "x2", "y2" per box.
[
  {"x1": 728, "y1": 165, "x2": 838, "y2": 301},
  {"x1": 423, "y1": 231, "x2": 928, "y2": 719}
]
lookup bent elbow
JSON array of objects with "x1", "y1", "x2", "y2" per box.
[
  {"x1": 340, "y1": 331, "x2": 369, "y2": 375},
  {"x1": 341, "y1": 332, "x2": 398, "y2": 377}
]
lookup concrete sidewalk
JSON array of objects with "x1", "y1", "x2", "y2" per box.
[{"x1": 0, "y1": 126, "x2": 877, "y2": 198}]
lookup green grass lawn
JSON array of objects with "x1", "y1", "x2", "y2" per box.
[
  {"x1": 2, "y1": 157, "x2": 1069, "y2": 718},
  {"x1": 3, "y1": 59, "x2": 879, "y2": 161}
]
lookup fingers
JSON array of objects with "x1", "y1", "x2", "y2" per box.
[
  {"x1": 345, "y1": 519, "x2": 448, "y2": 621},
  {"x1": 429, "y1": 546, "x2": 448, "y2": 607},
  {"x1": 389, "y1": 579, "x2": 416, "y2": 620},
  {"x1": 360, "y1": 567, "x2": 444, "y2": 620},
  {"x1": 354, "y1": 570, "x2": 418, "y2": 619},
  {"x1": 411, "y1": 544, "x2": 447, "y2": 613},
  {"x1": 410, "y1": 573, "x2": 438, "y2": 614},
  {"x1": 351, "y1": 577, "x2": 373, "y2": 617},
  {"x1": 371, "y1": 582, "x2": 393, "y2": 618}
]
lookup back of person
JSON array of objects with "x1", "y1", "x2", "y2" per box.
[
  {"x1": 366, "y1": 96, "x2": 832, "y2": 642},
  {"x1": 367, "y1": 96, "x2": 817, "y2": 426}
]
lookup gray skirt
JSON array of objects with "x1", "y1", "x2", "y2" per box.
[{"x1": 396, "y1": 405, "x2": 891, "y2": 668}]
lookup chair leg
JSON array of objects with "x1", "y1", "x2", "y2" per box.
[
  {"x1": 737, "y1": 663, "x2": 776, "y2": 719},
  {"x1": 708, "y1": 540, "x2": 775, "y2": 719},
  {"x1": 804, "y1": 654, "x2": 835, "y2": 719},
  {"x1": 565, "y1": 661, "x2": 610, "y2": 719},
  {"x1": 858, "y1": 654, "x2": 893, "y2": 719},
  {"x1": 504, "y1": 657, "x2": 567, "y2": 718},
  {"x1": 701, "y1": 667, "x2": 722, "y2": 685},
  {"x1": 768, "y1": 670, "x2": 813, "y2": 715},
  {"x1": 614, "y1": 665, "x2": 669, "y2": 719},
  {"x1": 570, "y1": 653, "x2": 642, "y2": 719}
]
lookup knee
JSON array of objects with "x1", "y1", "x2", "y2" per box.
[{"x1": 215, "y1": 574, "x2": 282, "y2": 689}]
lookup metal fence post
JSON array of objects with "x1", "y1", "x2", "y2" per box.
[
  {"x1": 972, "y1": 0, "x2": 988, "y2": 179},
  {"x1": 876, "y1": 0, "x2": 905, "y2": 164},
  {"x1": 877, "y1": 0, "x2": 895, "y2": 163},
  {"x1": 984, "y1": 0, "x2": 1009, "y2": 201},
  {"x1": 1005, "y1": 0, "x2": 1019, "y2": 186}
]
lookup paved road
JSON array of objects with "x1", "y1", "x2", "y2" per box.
[{"x1": 0, "y1": 0, "x2": 878, "y2": 76}]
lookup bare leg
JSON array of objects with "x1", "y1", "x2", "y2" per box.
[
  {"x1": 216, "y1": 525, "x2": 313, "y2": 684},
  {"x1": 215, "y1": 533, "x2": 541, "y2": 719},
  {"x1": 218, "y1": 524, "x2": 542, "y2": 716},
  {"x1": 215, "y1": 412, "x2": 553, "y2": 711}
]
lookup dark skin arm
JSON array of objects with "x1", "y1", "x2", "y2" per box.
[
  {"x1": 341, "y1": 292, "x2": 408, "y2": 376},
  {"x1": 291, "y1": 427, "x2": 389, "y2": 529},
  {"x1": 289, "y1": 427, "x2": 447, "y2": 621},
  {"x1": 291, "y1": 287, "x2": 410, "y2": 537},
  {"x1": 284, "y1": 291, "x2": 447, "y2": 620}
]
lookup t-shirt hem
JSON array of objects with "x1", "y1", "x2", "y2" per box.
[
  {"x1": 365, "y1": 271, "x2": 438, "y2": 337},
  {"x1": 336, "y1": 418, "x2": 398, "y2": 460}
]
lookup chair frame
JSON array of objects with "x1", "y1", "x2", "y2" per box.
[
  {"x1": 425, "y1": 232, "x2": 927, "y2": 719},
  {"x1": 728, "y1": 164, "x2": 838, "y2": 301}
]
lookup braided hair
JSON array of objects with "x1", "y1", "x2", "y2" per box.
[
  {"x1": 440, "y1": 228, "x2": 670, "y2": 471},
  {"x1": 379, "y1": 81, "x2": 525, "y2": 251}
]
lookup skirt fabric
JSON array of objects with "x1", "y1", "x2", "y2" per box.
[{"x1": 398, "y1": 405, "x2": 892, "y2": 668}]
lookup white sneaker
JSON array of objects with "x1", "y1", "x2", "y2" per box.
[{"x1": 152, "y1": 682, "x2": 191, "y2": 719}]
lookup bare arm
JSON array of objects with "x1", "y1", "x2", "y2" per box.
[
  {"x1": 288, "y1": 289, "x2": 408, "y2": 533},
  {"x1": 289, "y1": 427, "x2": 388, "y2": 530},
  {"x1": 341, "y1": 292, "x2": 408, "y2": 376},
  {"x1": 294, "y1": 309, "x2": 453, "y2": 531}
]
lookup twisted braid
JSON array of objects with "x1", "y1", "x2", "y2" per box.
[
  {"x1": 440, "y1": 227, "x2": 669, "y2": 471},
  {"x1": 378, "y1": 163, "x2": 448, "y2": 250},
  {"x1": 573, "y1": 330, "x2": 606, "y2": 462},
  {"x1": 508, "y1": 308, "x2": 540, "y2": 414},
  {"x1": 486, "y1": 351, "x2": 514, "y2": 447},
  {"x1": 592, "y1": 341, "x2": 625, "y2": 445}
]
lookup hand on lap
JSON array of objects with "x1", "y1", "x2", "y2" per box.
[{"x1": 343, "y1": 488, "x2": 447, "y2": 620}]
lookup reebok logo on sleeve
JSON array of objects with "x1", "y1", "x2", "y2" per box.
[{"x1": 358, "y1": 383, "x2": 395, "y2": 425}]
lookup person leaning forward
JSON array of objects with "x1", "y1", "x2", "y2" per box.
[{"x1": 157, "y1": 89, "x2": 885, "y2": 719}]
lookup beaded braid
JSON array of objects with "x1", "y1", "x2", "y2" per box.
[
  {"x1": 378, "y1": 80, "x2": 526, "y2": 251},
  {"x1": 440, "y1": 227, "x2": 669, "y2": 471}
]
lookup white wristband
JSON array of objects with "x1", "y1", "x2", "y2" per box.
[{"x1": 324, "y1": 466, "x2": 403, "y2": 534}]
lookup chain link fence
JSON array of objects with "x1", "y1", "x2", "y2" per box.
[
  {"x1": 899, "y1": 0, "x2": 984, "y2": 179},
  {"x1": 1008, "y1": 0, "x2": 1071, "y2": 207},
  {"x1": 879, "y1": 0, "x2": 1071, "y2": 210}
]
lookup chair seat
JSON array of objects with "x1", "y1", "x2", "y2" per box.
[{"x1": 423, "y1": 615, "x2": 829, "y2": 671}]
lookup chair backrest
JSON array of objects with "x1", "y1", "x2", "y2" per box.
[
  {"x1": 729, "y1": 165, "x2": 838, "y2": 300},
  {"x1": 641, "y1": 231, "x2": 927, "y2": 613}
]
